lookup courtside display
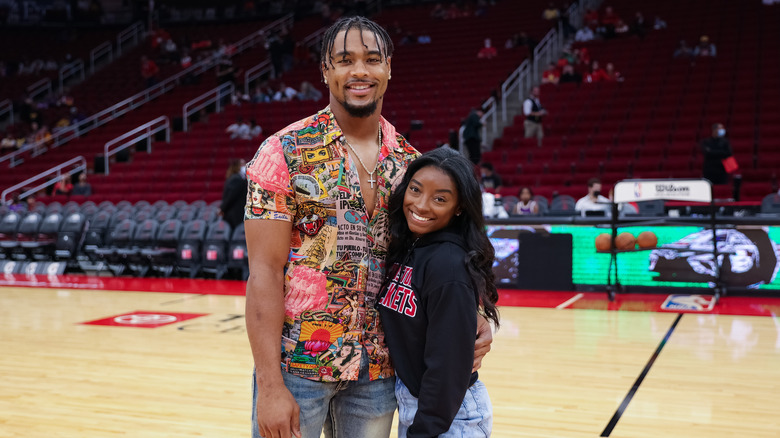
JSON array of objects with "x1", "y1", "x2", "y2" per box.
[{"x1": 487, "y1": 225, "x2": 780, "y2": 290}]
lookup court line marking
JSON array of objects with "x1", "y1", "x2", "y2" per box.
[
  {"x1": 160, "y1": 294, "x2": 207, "y2": 306},
  {"x1": 600, "y1": 313, "x2": 684, "y2": 437},
  {"x1": 556, "y1": 293, "x2": 584, "y2": 309}
]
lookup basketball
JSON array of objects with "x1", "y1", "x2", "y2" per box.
[
  {"x1": 637, "y1": 231, "x2": 658, "y2": 249},
  {"x1": 595, "y1": 233, "x2": 612, "y2": 251},
  {"x1": 615, "y1": 232, "x2": 636, "y2": 250}
]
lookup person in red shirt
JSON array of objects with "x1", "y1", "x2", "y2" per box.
[
  {"x1": 604, "y1": 62, "x2": 623, "y2": 81},
  {"x1": 53, "y1": 174, "x2": 73, "y2": 196},
  {"x1": 140, "y1": 55, "x2": 160, "y2": 87},
  {"x1": 585, "y1": 60, "x2": 609, "y2": 83},
  {"x1": 477, "y1": 38, "x2": 497, "y2": 59},
  {"x1": 600, "y1": 6, "x2": 622, "y2": 38},
  {"x1": 541, "y1": 62, "x2": 560, "y2": 85}
]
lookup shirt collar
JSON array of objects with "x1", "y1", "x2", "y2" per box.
[{"x1": 318, "y1": 106, "x2": 404, "y2": 158}]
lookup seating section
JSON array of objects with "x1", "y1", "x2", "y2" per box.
[
  {"x1": 486, "y1": 0, "x2": 780, "y2": 203},
  {"x1": 0, "y1": 199, "x2": 248, "y2": 279}
]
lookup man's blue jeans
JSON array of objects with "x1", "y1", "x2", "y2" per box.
[{"x1": 252, "y1": 349, "x2": 396, "y2": 438}]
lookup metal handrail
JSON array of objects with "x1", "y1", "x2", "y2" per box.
[
  {"x1": 26, "y1": 78, "x2": 52, "y2": 101},
  {"x1": 117, "y1": 21, "x2": 144, "y2": 56},
  {"x1": 103, "y1": 116, "x2": 170, "y2": 176},
  {"x1": 1, "y1": 156, "x2": 87, "y2": 204},
  {"x1": 90, "y1": 41, "x2": 113, "y2": 74},
  {"x1": 0, "y1": 16, "x2": 288, "y2": 168},
  {"x1": 0, "y1": 99, "x2": 12, "y2": 126},
  {"x1": 244, "y1": 60, "x2": 273, "y2": 95},
  {"x1": 481, "y1": 96, "x2": 499, "y2": 145},
  {"x1": 500, "y1": 60, "x2": 530, "y2": 123},
  {"x1": 183, "y1": 82, "x2": 234, "y2": 131},
  {"x1": 59, "y1": 59, "x2": 85, "y2": 91}
]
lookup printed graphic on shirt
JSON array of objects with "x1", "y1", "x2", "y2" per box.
[
  {"x1": 247, "y1": 109, "x2": 418, "y2": 382},
  {"x1": 378, "y1": 264, "x2": 418, "y2": 317}
]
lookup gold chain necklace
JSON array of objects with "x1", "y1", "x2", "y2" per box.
[{"x1": 340, "y1": 126, "x2": 382, "y2": 188}]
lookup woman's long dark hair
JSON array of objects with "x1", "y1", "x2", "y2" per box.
[{"x1": 384, "y1": 147, "x2": 499, "y2": 327}]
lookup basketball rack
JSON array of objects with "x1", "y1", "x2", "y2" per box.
[{"x1": 601, "y1": 179, "x2": 727, "y2": 302}]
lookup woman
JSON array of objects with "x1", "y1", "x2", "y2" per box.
[
  {"x1": 513, "y1": 187, "x2": 539, "y2": 215},
  {"x1": 219, "y1": 158, "x2": 247, "y2": 229},
  {"x1": 378, "y1": 147, "x2": 499, "y2": 437}
]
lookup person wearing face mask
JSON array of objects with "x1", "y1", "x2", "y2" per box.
[
  {"x1": 219, "y1": 158, "x2": 248, "y2": 229},
  {"x1": 699, "y1": 123, "x2": 735, "y2": 185},
  {"x1": 575, "y1": 177, "x2": 611, "y2": 216}
]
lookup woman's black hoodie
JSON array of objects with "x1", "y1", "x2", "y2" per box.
[{"x1": 377, "y1": 228, "x2": 479, "y2": 437}]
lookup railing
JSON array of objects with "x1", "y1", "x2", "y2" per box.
[
  {"x1": 244, "y1": 60, "x2": 273, "y2": 95},
  {"x1": 0, "y1": 16, "x2": 289, "y2": 169},
  {"x1": 90, "y1": 41, "x2": 113, "y2": 74},
  {"x1": 500, "y1": 60, "x2": 531, "y2": 123},
  {"x1": 481, "y1": 96, "x2": 499, "y2": 146},
  {"x1": 26, "y1": 78, "x2": 52, "y2": 101},
  {"x1": 183, "y1": 82, "x2": 234, "y2": 131},
  {"x1": 103, "y1": 116, "x2": 170, "y2": 176},
  {"x1": 117, "y1": 21, "x2": 144, "y2": 56},
  {"x1": 59, "y1": 59, "x2": 85, "y2": 91},
  {"x1": 0, "y1": 99, "x2": 12, "y2": 126},
  {"x1": 1, "y1": 156, "x2": 87, "y2": 204}
]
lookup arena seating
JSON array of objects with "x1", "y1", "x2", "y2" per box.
[{"x1": 487, "y1": 0, "x2": 780, "y2": 203}]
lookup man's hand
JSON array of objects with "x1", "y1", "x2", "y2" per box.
[
  {"x1": 473, "y1": 315, "x2": 494, "y2": 372},
  {"x1": 256, "y1": 383, "x2": 301, "y2": 438}
]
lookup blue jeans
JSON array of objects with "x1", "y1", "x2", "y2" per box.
[
  {"x1": 395, "y1": 377, "x2": 493, "y2": 437},
  {"x1": 252, "y1": 349, "x2": 396, "y2": 438}
]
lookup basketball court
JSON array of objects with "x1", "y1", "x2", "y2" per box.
[{"x1": 2, "y1": 275, "x2": 780, "y2": 437}]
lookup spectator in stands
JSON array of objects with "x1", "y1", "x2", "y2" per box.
[
  {"x1": 513, "y1": 187, "x2": 539, "y2": 215},
  {"x1": 140, "y1": 55, "x2": 160, "y2": 87},
  {"x1": 477, "y1": 38, "x2": 497, "y2": 59},
  {"x1": 479, "y1": 163, "x2": 503, "y2": 192},
  {"x1": 693, "y1": 35, "x2": 717, "y2": 57},
  {"x1": 523, "y1": 86, "x2": 547, "y2": 147},
  {"x1": 8, "y1": 194, "x2": 25, "y2": 212},
  {"x1": 231, "y1": 89, "x2": 250, "y2": 106},
  {"x1": 599, "y1": 6, "x2": 622, "y2": 39},
  {"x1": 542, "y1": 2, "x2": 560, "y2": 21},
  {"x1": 417, "y1": 32, "x2": 432, "y2": 44},
  {"x1": 248, "y1": 119, "x2": 262, "y2": 139},
  {"x1": 296, "y1": 81, "x2": 323, "y2": 101},
  {"x1": 700, "y1": 123, "x2": 734, "y2": 185},
  {"x1": 462, "y1": 108, "x2": 484, "y2": 164},
  {"x1": 226, "y1": 117, "x2": 250, "y2": 140},
  {"x1": 575, "y1": 25, "x2": 595, "y2": 42},
  {"x1": 281, "y1": 31, "x2": 296, "y2": 74},
  {"x1": 653, "y1": 15, "x2": 668, "y2": 30},
  {"x1": 583, "y1": 8, "x2": 599, "y2": 28},
  {"x1": 216, "y1": 57, "x2": 237, "y2": 86},
  {"x1": 272, "y1": 82, "x2": 298, "y2": 102},
  {"x1": 629, "y1": 12, "x2": 648, "y2": 38},
  {"x1": 53, "y1": 174, "x2": 73, "y2": 196},
  {"x1": 266, "y1": 31, "x2": 284, "y2": 78},
  {"x1": 72, "y1": 173, "x2": 92, "y2": 196},
  {"x1": 1, "y1": 132, "x2": 16, "y2": 152},
  {"x1": 219, "y1": 158, "x2": 247, "y2": 229},
  {"x1": 251, "y1": 83, "x2": 273, "y2": 103},
  {"x1": 575, "y1": 178, "x2": 611, "y2": 215},
  {"x1": 541, "y1": 62, "x2": 560, "y2": 85},
  {"x1": 673, "y1": 40, "x2": 694, "y2": 59},
  {"x1": 604, "y1": 63, "x2": 623, "y2": 81},
  {"x1": 400, "y1": 31, "x2": 417, "y2": 46},
  {"x1": 430, "y1": 3, "x2": 447, "y2": 19},
  {"x1": 585, "y1": 60, "x2": 609, "y2": 83},
  {"x1": 560, "y1": 64, "x2": 582, "y2": 84},
  {"x1": 69, "y1": 107, "x2": 86, "y2": 124}
]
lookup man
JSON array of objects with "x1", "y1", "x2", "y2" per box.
[
  {"x1": 700, "y1": 123, "x2": 734, "y2": 185},
  {"x1": 575, "y1": 177, "x2": 611, "y2": 216},
  {"x1": 479, "y1": 162, "x2": 503, "y2": 192},
  {"x1": 462, "y1": 108, "x2": 484, "y2": 164},
  {"x1": 245, "y1": 16, "x2": 492, "y2": 438},
  {"x1": 523, "y1": 86, "x2": 547, "y2": 147}
]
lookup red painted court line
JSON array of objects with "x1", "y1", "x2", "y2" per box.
[
  {"x1": 4, "y1": 274, "x2": 780, "y2": 318},
  {"x1": 0, "y1": 274, "x2": 247, "y2": 296}
]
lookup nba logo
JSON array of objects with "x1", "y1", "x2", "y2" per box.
[
  {"x1": 661, "y1": 295, "x2": 715, "y2": 311},
  {"x1": 633, "y1": 182, "x2": 642, "y2": 198}
]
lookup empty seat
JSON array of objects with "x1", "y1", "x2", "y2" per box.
[{"x1": 201, "y1": 220, "x2": 232, "y2": 280}]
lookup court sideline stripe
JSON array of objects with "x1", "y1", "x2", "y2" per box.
[
  {"x1": 556, "y1": 293, "x2": 584, "y2": 309},
  {"x1": 600, "y1": 313, "x2": 683, "y2": 437}
]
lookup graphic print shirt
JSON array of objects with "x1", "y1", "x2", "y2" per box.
[{"x1": 245, "y1": 107, "x2": 419, "y2": 382}]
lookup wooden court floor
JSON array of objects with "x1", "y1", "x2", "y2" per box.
[{"x1": 2, "y1": 286, "x2": 780, "y2": 437}]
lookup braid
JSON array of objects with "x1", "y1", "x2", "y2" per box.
[{"x1": 320, "y1": 16, "x2": 394, "y2": 71}]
